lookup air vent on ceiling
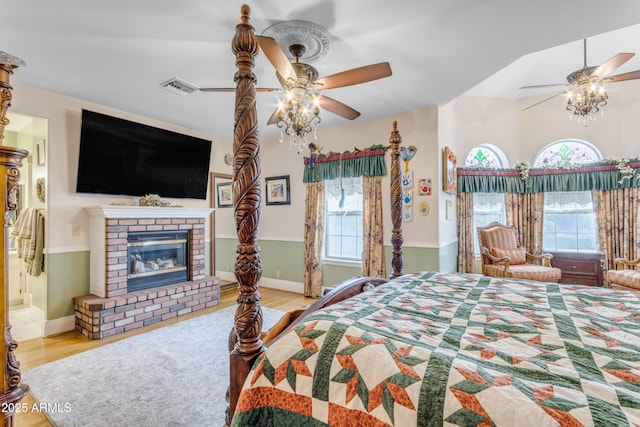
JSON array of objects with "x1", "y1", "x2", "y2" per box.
[{"x1": 160, "y1": 78, "x2": 199, "y2": 96}]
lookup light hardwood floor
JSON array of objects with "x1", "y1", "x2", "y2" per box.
[{"x1": 14, "y1": 287, "x2": 315, "y2": 427}]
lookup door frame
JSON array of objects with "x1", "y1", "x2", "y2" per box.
[{"x1": 209, "y1": 172, "x2": 233, "y2": 276}]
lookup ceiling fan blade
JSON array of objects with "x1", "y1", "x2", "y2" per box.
[
  {"x1": 591, "y1": 52, "x2": 635, "y2": 78},
  {"x1": 266, "y1": 107, "x2": 280, "y2": 125},
  {"x1": 198, "y1": 87, "x2": 281, "y2": 92},
  {"x1": 522, "y1": 90, "x2": 565, "y2": 111},
  {"x1": 255, "y1": 35, "x2": 297, "y2": 82},
  {"x1": 519, "y1": 83, "x2": 565, "y2": 90},
  {"x1": 315, "y1": 62, "x2": 392, "y2": 90},
  {"x1": 318, "y1": 95, "x2": 361, "y2": 120},
  {"x1": 606, "y1": 69, "x2": 640, "y2": 82}
]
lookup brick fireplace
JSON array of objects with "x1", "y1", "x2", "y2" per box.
[{"x1": 74, "y1": 206, "x2": 220, "y2": 339}]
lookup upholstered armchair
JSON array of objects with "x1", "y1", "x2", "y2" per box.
[
  {"x1": 606, "y1": 258, "x2": 640, "y2": 291},
  {"x1": 477, "y1": 222, "x2": 561, "y2": 282}
]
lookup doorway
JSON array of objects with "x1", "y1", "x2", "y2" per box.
[{"x1": 6, "y1": 111, "x2": 48, "y2": 341}]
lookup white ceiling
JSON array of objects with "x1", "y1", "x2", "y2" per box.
[{"x1": 4, "y1": 1, "x2": 640, "y2": 139}]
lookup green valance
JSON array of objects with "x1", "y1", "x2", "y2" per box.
[
  {"x1": 457, "y1": 159, "x2": 640, "y2": 193},
  {"x1": 303, "y1": 145, "x2": 387, "y2": 183}
]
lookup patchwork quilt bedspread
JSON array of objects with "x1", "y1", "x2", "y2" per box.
[{"x1": 231, "y1": 272, "x2": 640, "y2": 426}]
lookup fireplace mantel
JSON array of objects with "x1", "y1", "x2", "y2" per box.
[
  {"x1": 85, "y1": 205, "x2": 213, "y2": 298},
  {"x1": 85, "y1": 205, "x2": 213, "y2": 219}
]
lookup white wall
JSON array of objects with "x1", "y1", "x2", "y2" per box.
[
  {"x1": 451, "y1": 80, "x2": 640, "y2": 166},
  {"x1": 12, "y1": 78, "x2": 640, "y2": 266},
  {"x1": 212, "y1": 106, "x2": 446, "y2": 250},
  {"x1": 11, "y1": 82, "x2": 226, "y2": 254}
]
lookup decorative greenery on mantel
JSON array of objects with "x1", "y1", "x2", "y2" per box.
[
  {"x1": 138, "y1": 194, "x2": 182, "y2": 207},
  {"x1": 457, "y1": 158, "x2": 640, "y2": 194}
]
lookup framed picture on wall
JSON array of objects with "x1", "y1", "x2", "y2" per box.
[
  {"x1": 265, "y1": 175, "x2": 290, "y2": 205},
  {"x1": 443, "y1": 146, "x2": 457, "y2": 193},
  {"x1": 216, "y1": 182, "x2": 233, "y2": 208},
  {"x1": 37, "y1": 140, "x2": 46, "y2": 166}
]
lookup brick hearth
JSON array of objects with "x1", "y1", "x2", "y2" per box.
[
  {"x1": 74, "y1": 277, "x2": 220, "y2": 339},
  {"x1": 74, "y1": 206, "x2": 220, "y2": 339}
]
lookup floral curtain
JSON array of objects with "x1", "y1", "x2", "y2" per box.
[
  {"x1": 592, "y1": 187, "x2": 640, "y2": 271},
  {"x1": 303, "y1": 181, "x2": 325, "y2": 298},
  {"x1": 362, "y1": 176, "x2": 386, "y2": 277},
  {"x1": 302, "y1": 146, "x2": 388, "y2": 294},
  {"x1": 458, "y1": 159, "x2": 640, "y2": 266},
  {"x1": 456, "y1": 192, "x2": 474, "y2": 273},
  {"x1": 505, "y1": 193, "x2": 545, "y2": 254}
]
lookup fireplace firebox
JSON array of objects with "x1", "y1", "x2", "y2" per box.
[
  {"x1": 127, "y1": 230, "x2": 189, "y2": 292},
  {"x1": 77, "y1": 206, "x2": 219, "y2": 340}
]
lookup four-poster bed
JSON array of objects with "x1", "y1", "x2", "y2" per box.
[{"x1": 227, "y1": 5, "x2": 640, "y2": 426}]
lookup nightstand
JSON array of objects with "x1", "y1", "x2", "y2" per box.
[{"x1": 550, "y1": 251, "x2": 605, "y2": 287}]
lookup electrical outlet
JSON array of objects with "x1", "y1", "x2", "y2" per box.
[
  {"x1": 71, "y1": 225, "x2": 80, "y2": 236},
  {"x1": 275, "y1": 270, "x2": 280, "y2": 279},
  {"x1": 226, "y1": 264, "x2": 230, "y2": 271}
]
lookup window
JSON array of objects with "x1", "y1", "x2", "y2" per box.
[
  {"x1": 473, "y1": 193, "x2": 506, "y2": 253},
  {"x1": 533, "y1": 139, "x2": 602, "y2": 252},
  {"x1": 533, "y1": 139, "x2": 601, "y2": 168},
  {"x1": 466, "y1": 144, "x2": 509, "y2": 253},
  {"x1": 324, "y1": 177, "x2": 363, "y2": 261},
  {"x1": 465, "y1": 143, "x2": 509, "y2": 169},
  {"x1": 542, "y1": 192, "x2": 597, "y2": 252}
]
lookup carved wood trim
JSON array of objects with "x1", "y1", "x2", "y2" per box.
[
  {"x1": 389, "y1": 121, "x2": 404, "y2": 279},
  {"x1": 0, "y1": 146, "x2": 29, "y2": 425},
  {"x1": 227, "y1": 5, "x2": 263, "y2": 425}
]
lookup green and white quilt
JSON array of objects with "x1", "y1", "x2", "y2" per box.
[{"x1": 232, "y1": 272, "x2": 640, "y2": 426}]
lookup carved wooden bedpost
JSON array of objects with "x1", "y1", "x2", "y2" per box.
[
  {"x1": 0, "y1": 52, "x2": 29, "y2": 427},
  {"x1": 227, "y1": 5, "x2": 264, "y2": 425},
  {"x1": 389, "y1": 121, "x2": 404, "y2": 279}
]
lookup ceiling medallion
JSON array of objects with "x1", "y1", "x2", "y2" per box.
[{"x1": 261, "y1": 20, "x2": 332, "y2": 63}]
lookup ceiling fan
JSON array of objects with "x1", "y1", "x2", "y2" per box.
[
  {"x1": 198, "y1": 34, "x2": 392, "y2": 124},
  {"x1": 521, "y1": 39, "x2": 640, "y2": 111}
]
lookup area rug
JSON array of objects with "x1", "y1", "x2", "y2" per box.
[{"x1": 22, "y1": 306, "x2": 284, "y2": 427}]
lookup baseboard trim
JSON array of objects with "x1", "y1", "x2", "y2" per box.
[
  {"x1": 43, "y1": 315, "x2": 75, "y2": 337},
  {"x1": 215, "y1": 271, "x2": 236, "y2": 282},
  {"x1": 215, "y1": 271, "x2": 303, "y2": 294},
  {"x1": 259, "y1": 277, "x2": 303, "y2": 294}
]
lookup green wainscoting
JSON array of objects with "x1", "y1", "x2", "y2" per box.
[
  {"x1": 43, "y1": 239, "x2": 456, "y2": 321},
  {"x1": 215, "y1": 238, "x2": 304, "y2": 282},
  {"x1": 385, "y1": 245, "x2": 440, "y2": 275},
  {"x1": 45, "y1": 251, "x2": 90, "y2": 319},
  {"x1": 44, "y1": 243, "x2": 214, "y2": 320},
  {"x1": 322, "y1": 263, "x2": 361, "y2": 288},
  {"x1": 215, "y1": 238, "x2": 237, "y2": 275},
  {"x1": 216, "y1": 237, "x2": 457, "y2": 288}
]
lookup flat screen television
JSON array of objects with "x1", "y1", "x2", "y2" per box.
[{"x1": 76, "y1": 109, "x2": 212, "y2": 200}]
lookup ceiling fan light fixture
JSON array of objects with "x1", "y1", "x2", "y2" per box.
[
  {"x1": 276, "y1": 88, "x2": 321, "y2": 153},
  {"x1": 566, "y1": 80, "x2": 608, "y2": 126},
  {"x1": 257, "y1": 19, "x2": 390, "y2": 150},
  {"x1": 522, "y1": 39, "x2": 640, "y2": 125}
]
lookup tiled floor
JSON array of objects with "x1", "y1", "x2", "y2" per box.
[{"x1": 9, "y1": 305, "x2": 42, "y2": 341}]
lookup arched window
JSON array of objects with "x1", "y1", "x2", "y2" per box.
[
  {"x1": 467, "y1": 144, "x2": 509, "y2": 253},
  {"x1": 465, "y1": 143, "x2": 509, "y2": 168},
  {"x1": 534, "y1": 139, "x2": 602, "y2": 252},
  {"x1": 533, "y1": 139, "x2": 602, "y2": 168}
]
